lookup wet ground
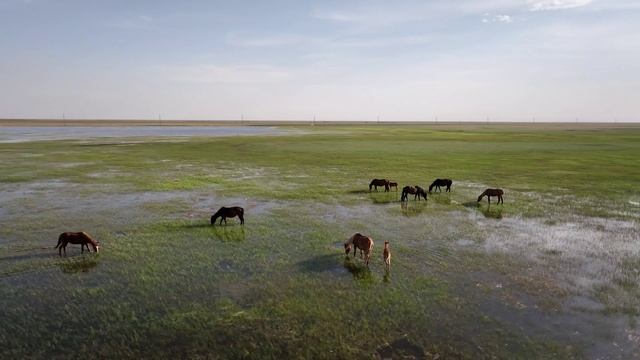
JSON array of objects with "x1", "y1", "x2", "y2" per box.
[{"x1": 1, "y1": 126, "x2": 639, "y2": 359}]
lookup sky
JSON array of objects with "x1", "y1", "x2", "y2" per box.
[{"x1": 0, "y1": 0, "x2": 639, "y2": 122}]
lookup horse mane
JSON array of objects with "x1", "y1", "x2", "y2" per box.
[{"x1": 81, "y1": 232, "x2": 99, "y2": 247}]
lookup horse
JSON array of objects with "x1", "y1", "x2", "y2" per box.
[
  {"x1": 211, "y1": 206, "x2": 245, "y2": 225},
  {"x1": 55, "y1": 232, "x2": 100, "y2": 257},
  {"x1": 429, "y1": 179, "x2": 452, "y2": 193},
  {"x1": 383, "y1": 241, "x2": 391, "y2": 271},
  {"x1": 344, "y1": 233, "x2": 374, "y2": 266},
  {"x1": 388, "y1": 181, "x2": 398, "y2": 191},
  {"x1": 477, "y1": 189, "x2": 504, "y2": 204},
  {"x1": 401, "y1": 186, "x2": 427, "y2": 201},
  {"x1": 369, "y1": 179, "x2": 390, "y2": 192}
]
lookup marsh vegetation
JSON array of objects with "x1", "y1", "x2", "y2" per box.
[{"x1": 1, "y1": 124, "x2": 639, "y2": 359}]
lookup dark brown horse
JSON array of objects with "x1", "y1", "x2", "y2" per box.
[
  {"x1": 344, "y1": 233, "x2": 374, "y2": 266},
  {"x1": 477, "y1": 189, "x2": 504, "y2": 204},
  {"x1": 401, "y1": 185, "x2": 427, "y2": 201},
  {"x1": 55, "y1": 232, "x2": 100, "y2": 257},
  {"x1": 388, "y1": 181, "x2": 398, "y2": 191},
  {"x1": 429, "y1": 179, "x2": 452, "y2": 193},
  {"x1": 369, "y1": 179, "x2": 390, "y2": 192},
  {"x1": 211, "y1": 206, "x2": 245, "y2": 225}
]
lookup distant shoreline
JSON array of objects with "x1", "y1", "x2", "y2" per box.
[{"x1": 0, "y1": 118, "x2": 638, "y2": 128}]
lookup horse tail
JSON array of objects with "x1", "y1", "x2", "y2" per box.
[{"x1": 54, "y1": 233, "x2": 65, "y2": 248}]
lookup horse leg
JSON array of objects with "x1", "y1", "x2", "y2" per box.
[
  {"x1": 239, "y1": 214, "x2": 244, "y2": 225},
  {"x1": 63, "y1": 245, "x2": 67, "y2": 257}
]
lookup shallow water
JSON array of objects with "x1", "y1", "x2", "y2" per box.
[
  {"x1": 0, "y1": 126, "x2": 286, "y2": 142},
  {"x1": 1, "y1": 131, "x2": 640, "y2": 359}
]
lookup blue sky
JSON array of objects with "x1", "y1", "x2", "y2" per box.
[{"x1": 1, "y1": 0, "x2": 639, "y2": 121}]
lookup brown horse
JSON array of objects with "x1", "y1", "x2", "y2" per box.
[
  {"x1": 401, "y1": 185, "x2": 427, "y2": 201},
  {"x1": 344, "y1": 233, "x2": 374, "y2": 266},
  {"x1": 429, "y1": 179, "x2": 452, "y2": 193},
  {"x1": 369, "y1": 179, "x2": 390, "y2": 192},
  {"x1": 211, "y1": 206, "x2": 244, "y2": 225},
  {"x1": 388, "y1": 181, "x2": 398, "y2": 191},
  {"x1": 477, "y1": 189, "x2": 504, "y2": 204},
  {"x1": 55, "y1": 232, "x2": 100, "y2": 257},
  {"x1": 383, "y1": 241, "x2": 391, "y2": 271}
]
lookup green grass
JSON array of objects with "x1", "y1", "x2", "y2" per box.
[{"x1": 1, "y1": 124, "x2": 639, "y2": 359}]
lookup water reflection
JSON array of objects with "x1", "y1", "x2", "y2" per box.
[
  {"x1": 59, "y1": 256, "x2": 99, "y2": 274},
  {"x1": 463, "y1": 201, "x2": 504, "y2": 219},
  {"x1": 481, "y1": 203, "x2": 504, "y2": 219},
  {"x1": 400, "y1": 201, "x2": 428, "y2": 216},
  {"x1": 212, "y1": 226, "x2": 246, "y2": 242}
]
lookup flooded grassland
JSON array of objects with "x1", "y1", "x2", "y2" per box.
[{"x1": 1, "y1": 124, "x2": 639, "y2": 359}]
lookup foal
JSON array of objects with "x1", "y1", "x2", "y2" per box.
[{"x1": 383, "y1": 241, "x2": 391, "y2": 271}]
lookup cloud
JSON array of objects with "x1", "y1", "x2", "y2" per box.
[
  {"x1": 226, "y1": 31, "x2": 431, "y2": 49},
  {"x1": 164, "y1": 64, "x2": 291, "y2": 84},
  {"x1": 482, "y1": 13, "x2": 514, "y2": 23},
  {"x1": 528, "y1": 0, "x2": 592, "y2": 11},
  {"x1": 110, "y1": 15, "x2": 153, "y2": 29}
]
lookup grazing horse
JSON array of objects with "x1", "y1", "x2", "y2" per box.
[
  {"x1": 344, "y1": 233, "x2": 374, "y2": 266},
  {"x1": 369, "y1": 179, "x2": 390, "y2": 192},
  {"x1": 388, "y1": 181, "x2": 398, "y2": 191},
  {"x1": 401, "y1": 186, "x2": 428, "y2": 201},
  {"x1": 429, "y1": 179, "x2": 452, "y2": 193},
  {"x1": 211, "y1": 206, "x2": 245, "y2": 225},
  {"x1": 383, "y1": 241, "x2": 391, "y2": 271},
  {"x1": 55, "y1": 232, "x2": 100, "y2": 257},
  {"x1": 477, "y1": 189, "x2": 504, "y2": 204}
]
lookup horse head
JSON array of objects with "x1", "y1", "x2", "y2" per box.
[{"x1": 344, "y1": 243, "x2": 352, "y2": 255}]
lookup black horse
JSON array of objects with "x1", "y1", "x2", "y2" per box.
[
  {"x1": 369, "y1": 179, "x2": 390, "y2": 192},
  {"x1": 429, "y1": 179, "x2": 452, "y2": 193},
  {"x1": 401, "y1": 186, "x2": 427, "y2": 201},
  {"x1": 211, "y1": 206, "x2": 245, "y2": 225}
]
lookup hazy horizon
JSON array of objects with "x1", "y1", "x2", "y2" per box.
[{"x1": 1, "y1": 0, "x2": 639, "y2": 122}]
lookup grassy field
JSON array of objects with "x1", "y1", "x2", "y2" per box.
[{"x1": 1, "y1": 124, "x2": 639, "y2": 359}]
